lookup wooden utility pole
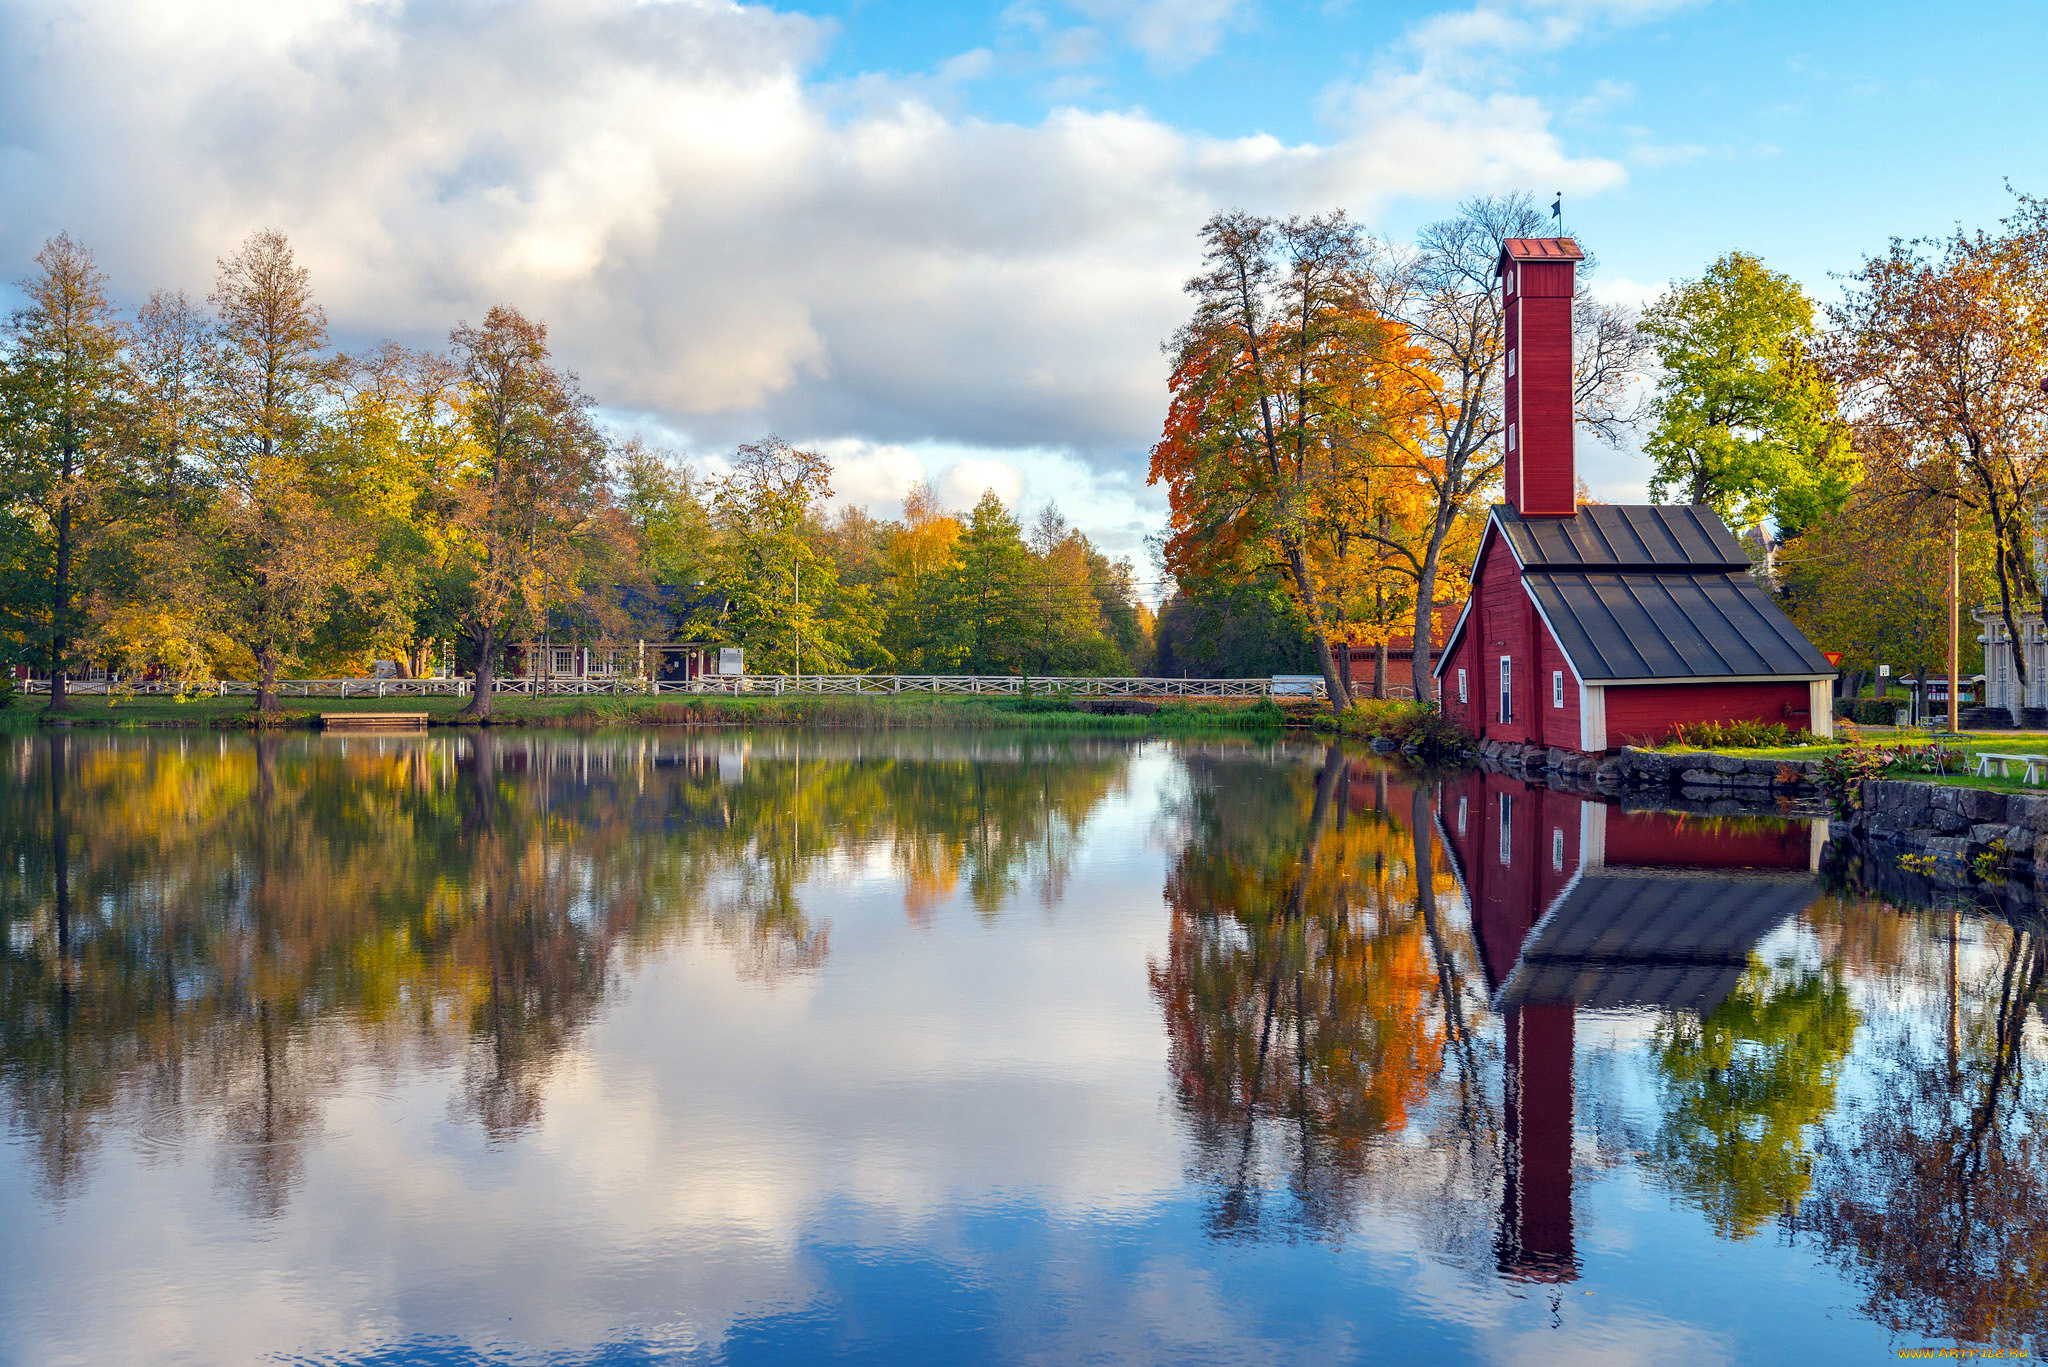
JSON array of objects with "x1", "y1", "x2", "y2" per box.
[{"x1": 1949, "y1": 498, "x2": 1961, "y2": 736}]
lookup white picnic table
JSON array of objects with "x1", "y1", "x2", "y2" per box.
[{"x1": 1974, "y1": 752, "x2": 2047, "y2": 784}]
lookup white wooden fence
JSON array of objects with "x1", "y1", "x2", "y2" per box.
[{"x1": 21, "y1": 673, "x2": 1324, "y2": 700}]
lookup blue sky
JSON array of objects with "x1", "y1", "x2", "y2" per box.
[
  {"x1": 803, "y1": 0, "x2": 2043, "y2": 296},
  {"x1": 0, "y1": 0, "x2": 2040, "y2": 563}
]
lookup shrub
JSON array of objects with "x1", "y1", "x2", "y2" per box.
[
  {"x1": 1003, "y1": 696, "x2": 1079, "y2": 714},
  {"x1": 1813, "y1": 740, "x2": 1965, "y2": 815},
  {"x1": 1667, "y1": 719, "x2": 1821, "y2": 750},
  {"x1": 1339, "y1": 699, "x2": 1472, "y2": 756},
  {"x1": 1837, "y1": 697, "x2": 1906, "y2": 726}
]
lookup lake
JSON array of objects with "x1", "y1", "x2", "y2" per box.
[{"x1": 0, "y1": 729, "x2": 2040, "y2": 1364}]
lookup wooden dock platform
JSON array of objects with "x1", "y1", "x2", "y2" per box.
[{"x1": 320, "y1": 712, "x2": 429, "y2": 731}]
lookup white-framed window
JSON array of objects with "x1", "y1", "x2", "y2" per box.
[
  {"x1": 1508, "y1": 348, "x2": 1516, "y2": 377},
  {"x1": 1552, "y1": 828, "x2": 1565, "y2": 872},
  {"x1": 1457, "y1": 796, "x2": 1468, "y2": 836},
  {"x1": 552, "y1": 649, "x2": 574, "y2": 675},
  {"x1": 1457, "y1": 668, "x2": 1468, "y2": 704},
  {"x1": 1499, "y1": 656, "x2": 1513, "y2": 724},
  {"x1": 1507, "y1": 422, "x2": 1517, "y2": 451},
  {"x1": 1553, "y1": 670, "x2": 1565, "y2": 708},
  {"x1": 1498, "y1": 793, "x2": 1513, "y2": 867}
]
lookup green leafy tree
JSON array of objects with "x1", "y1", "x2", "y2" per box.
[
  {"x1": 923, "y1": 491, "x2": 1036, "y2": 673},
  {"x1": 614, "y1": 436, "x2": 711, "y2": 590},
  {"x1": 1153, "y1": 567, "x2": 1319, "y2": 678},
  {"x1": 0, "y1": 235, "x2": 135, "y2": 711},
  {"x1": 1643, "y1": 251, "x2": 1857, "y2": 536},
  {"x1": 91, "y1": 290, "x2": 218, "y2": 682},
  {"x1": 703, "y1": 437, "x2": 882, "y2": 674}
]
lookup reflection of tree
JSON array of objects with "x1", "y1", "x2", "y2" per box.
[
  {"x1": 1645, "y1": 954, "x2": 1856, "y2": 1239},
  {"x1": 1149, "y1": 745, "x2": 1466, "y2": 1242},
  {"x1": 0, "y1": 730, "x2": 1125, "y2": 1203},
  {"x1": 1806, "y1": 917, "x2": 2048, "y2": 1349}
]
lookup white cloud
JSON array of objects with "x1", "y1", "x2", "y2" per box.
[
  {"x1": 0, "y1": 0, "x2": 1648, "y2": 549},
  {"x1": 1061, "y1": 0, "x2": 1260, "y2": 70},
  {"x1": 937, "y1": 456, "x2": 1030, "y2": 512}
]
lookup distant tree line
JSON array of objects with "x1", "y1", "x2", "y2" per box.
[{"x1": 0, "y1": 231, "x2": 1153, "y2": 714}]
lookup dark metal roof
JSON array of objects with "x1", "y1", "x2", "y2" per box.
[
  {"x1": 1498, "y1": 504, "x2": 1750, "y2": 571},
  {"x1": 1497, "y1": 869, "x2": 1816, "y2": 1013},
  {"x1": 1527, "y1": 568, "x2": 1834, "y2": 681}
]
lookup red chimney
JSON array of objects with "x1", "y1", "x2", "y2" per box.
[{"x1": 1498, "y1": 238, "x2": 1582, "y2": 518}]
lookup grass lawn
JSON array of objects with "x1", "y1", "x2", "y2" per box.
[
  {"x1": 0, "y1": 691, "x2": 1293, "y2": 733},
  {"x1": 1645, "y1": 726, "x2": 2048, "y2": 792},
  {"x1": 1652, "y1": 727, "x2": 2048, "y2": 762}
]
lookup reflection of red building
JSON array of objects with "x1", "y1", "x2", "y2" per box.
[{"x1": 1435, "y1": 772, "x2": 1823, "y2": 1282}]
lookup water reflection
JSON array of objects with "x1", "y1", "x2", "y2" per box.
[
  {"x1": 0, "y1": 730, "x2": 1127, "y2": 1209},
  {"x1": 3, "y1": 729, "x2": 2047, "y2": 1362}
]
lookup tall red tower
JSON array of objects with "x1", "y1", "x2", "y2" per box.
[{"x1": 1498, "y1": 238, "x2": 1582, "y2": 518}]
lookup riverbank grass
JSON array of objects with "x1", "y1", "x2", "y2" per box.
[{"x1": 0, "y1": 692, "x2": 1293, "y2": 732}]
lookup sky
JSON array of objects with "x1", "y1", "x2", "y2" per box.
[{"x1": 1, "y1": 0, "x2": 2041, "y2": 578}]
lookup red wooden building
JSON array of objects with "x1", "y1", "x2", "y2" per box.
[
  {"x1": 1434, "y1": 238, "x2": 1835, "y2": 751},
  {"x1": 1337, "y1": 604, "x2": 1456, "y2": 699}
]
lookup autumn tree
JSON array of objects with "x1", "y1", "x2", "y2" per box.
[
  {"x1": 92, "y1": 289, "x2": 219, "y2": 682},
  {"x1": 322, "y1": 341, "x2": 474, "y2": 676},
  {"x1": 1024, "y1": 504, "x2": 1126, "y2": 674},
  {"x1": 881, "y1": 480, "x2": 964, "y2": 671},
  {"x1": 1151, "y1": 211, "x2": 1389, "y2": 710},
  {"x1": 1642, "y1": 252, "x2": 1856, "y2": 536},
  {"x1": 1827, "y1": 194, "x2": 2048, "y2": 692},
  {"x1": 441, "y1": 305, "x2": 614, "y2": 716},
  {"x1": 1780, "y1": 466, "x2": 1995, "y2": 696},
  {"x1": 183, "y1": 230, "x2": 361, "y2": 711},
  {"x1": 0, "y1": 235, "x2": 134, "y2": 711}
]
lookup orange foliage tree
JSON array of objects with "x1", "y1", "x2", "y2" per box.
[{"x1": 1151, "y1": 211, "x2": 1437, "y2": 710}]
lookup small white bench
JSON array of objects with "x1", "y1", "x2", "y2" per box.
[{"x1": 1974, "y1": 753, "x2": 2046, "y2": 783}]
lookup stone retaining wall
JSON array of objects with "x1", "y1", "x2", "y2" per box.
[
  {"x1": 1838, "y1": 778, "x2": 2048, "y2": 876},
  {"x1": 1473, "y1": 738, "x2": 1823, "y2": 807}
]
